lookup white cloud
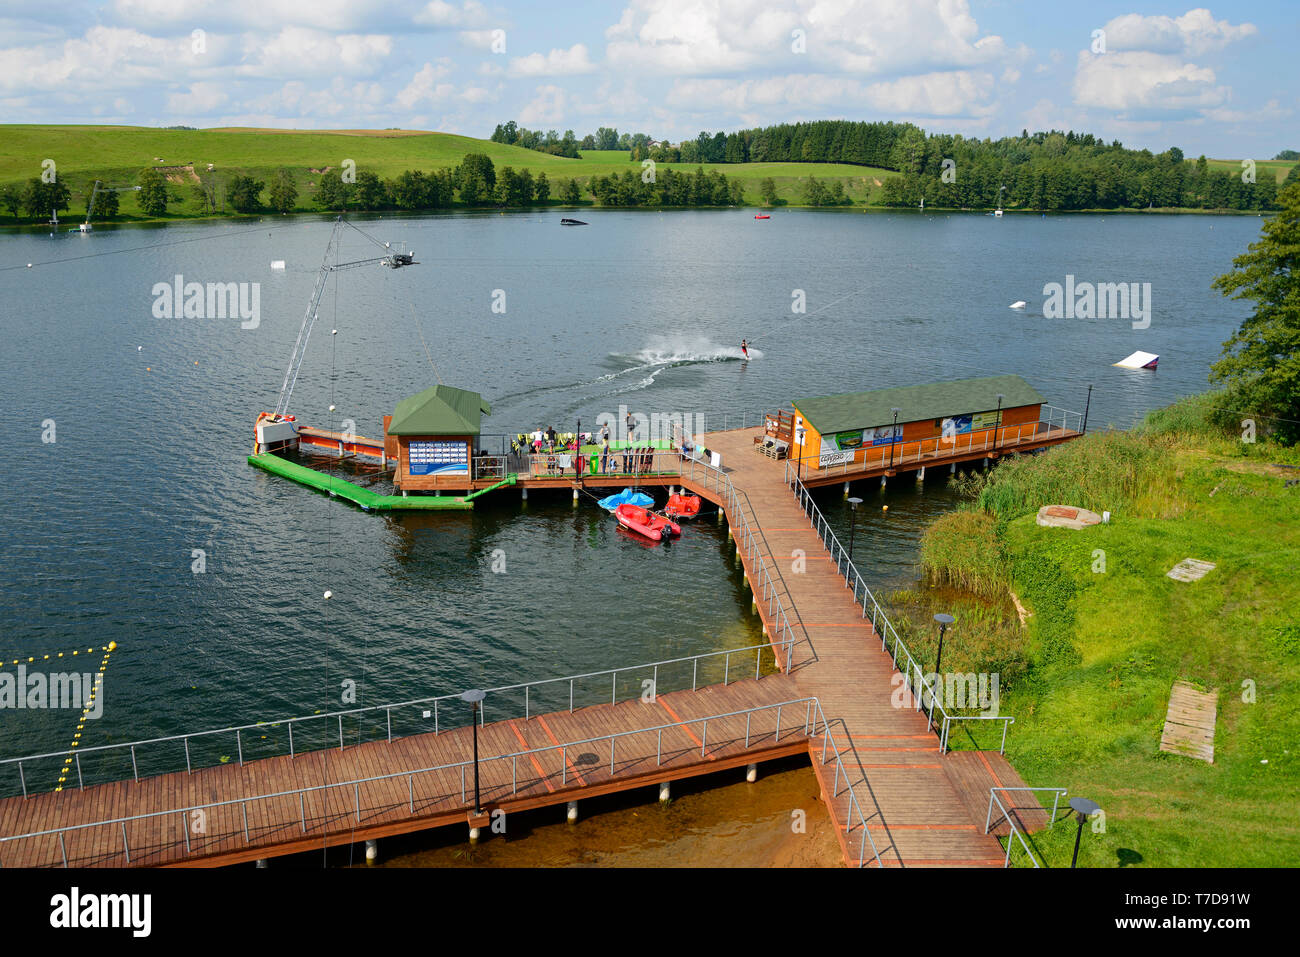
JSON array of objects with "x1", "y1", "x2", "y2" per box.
[
  {"x1": 518, "y1": 84, "x2": 569, "y2": 125},
  {"x1": 395, "y1": 59, "x2": 455, "y2": 109},
  {"x1": 165, "y1": 81, "x2": 228, "y2": 113},
  {"x1": 414, "y1": 1, "x2": 492, "y2": 28},
  {"x1": 667, "y1": 70, "x2": 998, "y2": 118},
  {"x1": 1101, "y1": 9, "x2": 1257, "y2": 55},
  {"x1": 1073, "y1": 50, "x2": 1228, "y2": 115},
  {"x1": 238, "y1": 27, "x2": 392, "y2": 78},
  {"x1": 508, "y1": 43, "x2": 596, "y2": 78},
  {"x1": 604, "y1": 0, "x2": 1024, "y2": 78}
]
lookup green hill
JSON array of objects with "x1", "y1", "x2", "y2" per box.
[{"x1": 0, "y1": 124, "x2": 888, "y2": 221}]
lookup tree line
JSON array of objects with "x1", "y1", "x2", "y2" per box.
[
  {"x1": 587, "y1": 167, "x2": 743, "y2": 207},
  {"x1": 876, "y1": 133, "x2": 1284, "y2": 211}
]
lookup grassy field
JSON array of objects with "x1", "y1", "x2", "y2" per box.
[
  {"x1": 1206, "y1": 157, "x2": 1296, "y2": 184},
  {"x1": 0, "y1": 125, "x2": 887, "y2": 219},
  {"x1": 900, "y1": 393, "x2": 1300, "y2": 866}
]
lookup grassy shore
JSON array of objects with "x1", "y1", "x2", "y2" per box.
[{"x1": 899, "y1": 393, "x2": 1300, "y2": 866}]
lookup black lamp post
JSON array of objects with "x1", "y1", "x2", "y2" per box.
[
  {"x1": 887, "y1": 408, "x2": 901, "y2": 471},
  {"x1": 461, "y1": 689, "x2": 486, "y2": 816},
  {"x1": 847, "y1": 496, "x2": 862, "y2": 561},
  {"x1": 933, "y1": 613, "x2": 954, "y2": 679},
  {"x1": 1081, "y1": 384, "x2": 1092, "y2": 435},
  {"x1": 1070, "y1": 797, "x2": 1101, "y2": 868},
  {"x1": 992, "y1": 393, "x2": 1004, "y2": 452}
]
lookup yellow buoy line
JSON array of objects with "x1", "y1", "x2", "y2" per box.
[
  {"x1": 4, "y1": 643, "x2": 115, "y2": 668},
  {"x1": 52, "y1": 642, "x2": 117, "y2": 793}
]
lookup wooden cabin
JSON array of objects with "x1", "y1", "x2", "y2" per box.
[
  {"x1": 789, "y1": 374, "x2": 1046, "y2": 472},
  {"x1": 385, "y1": 384, "x2": 491, "y2": 492}
]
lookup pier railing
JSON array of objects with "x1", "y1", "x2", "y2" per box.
[
  {"x1": 785, "y1": 409, "x2": 1084, "y2": 481},
  {"x1": 0, "y1": 695, "x2": 885, "y2": 869},
  {"x1": 782, "y1": 464, "x2": 1015, "y2": 753},
  {"x1": 673, "y1": 452, "x2": 812, "y2": 676},
  {"x1": 0, "y1": 641, "x2": 789, "y2": 800},
  {"x1": 985, "y1": 786, "x2": 1068, "y2": 868}
]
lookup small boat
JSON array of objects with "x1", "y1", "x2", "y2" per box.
[
  {"x1": 754, "y1": 214, "x2": 771, "y2": 219},
  {"x1": 598, "y1": 488, "x2": 654, "y2": 512},
  {"x1": 1009, "y1": 300, "x2": 1027, "y2": 309},
  {"x1": 664, "y1": 493, "x2": 701, "y2": 519},
  {"x1": 561, "y1": 218, "x2": 588, "y2": 226},
  {"x1": 614, "y1": 503, "x2": 680, "y2": 541}
]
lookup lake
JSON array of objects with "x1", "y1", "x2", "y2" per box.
[{"x1": 0, "y1": 208, "x2": 1257, "y2": 788}]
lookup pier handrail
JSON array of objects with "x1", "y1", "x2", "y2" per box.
[
  {"x1": 985, "y1": 786, "x2": 1068, "y2": 868},
  {"x1": 781, "y1": 463, "x2": 1016, "y2": 753},
  {"x1": 673, "y1": 451, "x2": 811, "y2": 677},
  {"x1": 0, "y1": 695, "x2": 885, "y2": 869},
  {"x1": 782, "y1": 410, "x2": 1084, "y2": 481},
  {"x1": 0, "y1": 640, "x2": 790, "y2": 799}
]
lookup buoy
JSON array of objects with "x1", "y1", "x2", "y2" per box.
[
  {"x1": 882, "y1": 505, "x2": 889, "y2": 512},
  {"x1": 323, "y1": 590, "x2": 332, "y2": 600},
  {"x1": 331, "y1": 329, "x2": 337, "y2": 335},
  {"x1": 137, "y1": 345, "x2": 142, "y2": 351}
]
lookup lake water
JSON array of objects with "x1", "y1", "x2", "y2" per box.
[{"x1": 0, "y1": 208, "x2": 1257, "y2": 800}]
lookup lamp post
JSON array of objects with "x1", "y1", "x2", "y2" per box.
[
  {"x1": 992, "y1": 393, "x2": 1004, "y2": 452},
  {"x1": 576, "y1": 418, "x2": 581, "y2": 480},
  {"x1": 847, "y1": 497, "x2": 862, "y2": 561},
  {"x1": 887, "y1": 408, "x2": 901, "y2": 471},
  {"x1": 933, "y1": 613, "x2": 954, "y2": 680},
  {"x1": 1070, "y1": 797, "x2": 1101, "y2": 868},
  {"x1": 461, "y1": 689, "x2": 486, "y2": 816}
]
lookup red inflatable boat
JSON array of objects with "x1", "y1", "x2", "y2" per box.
[
  {"x1": 754, "y1": 214, "x2": 771, "y2": 219},
  {"x1": 664, "y1": 493, "x2": 701, "y2": 519},
  {"x1": 614, "y1": 504, "x2": 681, "y2": 541}
]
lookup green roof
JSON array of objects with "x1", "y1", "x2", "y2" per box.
[
  {"x1": 387, "y1": 384, "x2": 491, "y2": 436},
  {"x1": 793, "y1": 375, "x2": 1045, "y2": 435}
]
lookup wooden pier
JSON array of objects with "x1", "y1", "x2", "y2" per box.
[{"x1": 3, "y1": 422, "x2": 1068, "y2": 868}]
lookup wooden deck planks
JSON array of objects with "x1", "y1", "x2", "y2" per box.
[
  {"x1": 0, "y1": 673, "x2": 804, "y2": 867},
  {"x1": 1159, "y1": 681, "x2": 1217, "y2": 763}
]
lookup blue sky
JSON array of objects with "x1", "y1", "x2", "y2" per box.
[{"x1": 1, "y1": 1, "x2": 1296, "y2": 158}]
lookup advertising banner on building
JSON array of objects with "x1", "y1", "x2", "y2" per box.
[
  {"x1": 408, "y1": 439, "x2": 468, "y2": 475},
  {"x1": 863, "y1": 424, "x2": 903, "y2": 447}
]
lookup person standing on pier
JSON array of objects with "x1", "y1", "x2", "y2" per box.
[{"x1": 601, "y1": 437, "x2": 611, "y2": 474}]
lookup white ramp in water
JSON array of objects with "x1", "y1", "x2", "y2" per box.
[{"x1": 1115, "y1": 350, "x2": 1159, "y2": 369}]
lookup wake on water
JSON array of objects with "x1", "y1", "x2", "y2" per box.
[{"x1": 493, "y1": 336, "x2": 758, "y2": 415}]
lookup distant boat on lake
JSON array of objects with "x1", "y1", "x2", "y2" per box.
[{"x1": 561, "y1": 218, "x2": 588, "y2": 226}]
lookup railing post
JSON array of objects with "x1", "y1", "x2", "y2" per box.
[
  {"x1": 338, "y1": 715, "x2": 344, "y2": 751},
  {"x1": 242, "y1": 801, "x2": 250, "y2": 842},
  {"x1": 525, "y1": 685, "x2": 530, "y2": 720},
  {"x1": 121, "y1": 822, "x2": 130, "y2": 864},
  {"x1": 569, "y1": 679, "x2": 574, "y2": 713},
  {"x1": 17, "y1": 762, "x2": 26, "y2": 800},
  {"x1": 75, "y1": 753, "x2": 83, "y2": 791},
  {"x1": 286, "y1": 725, "x2": 292, "y2": 760},
  {"x1": 612, "y1": 671, "x2": 617, "y2": 706},
  {"x1": 130, "y1": 745, "x2": 138, "y2": 782},
  {"x1": 700, "y1": 719, "x2": 708, "y2": 757},
  {"x1": 59, "y1": 831, "x2": 68, "y2": 867},
  {"x1": 301, "y1": 792, "x2": 307, "y2": 831},
  {"x1": 355, "y1": 783, "x2": 361, "y2": 822},
  {"x1": 237, "y1": 729, "x2": 243, "y2": 767},
  {"x1": 657, "y1": 729, "x2": 663, "y2": 766},
  {"x1": 387, "y1": 708, "x2": 392, "y2": 743},
  {"x1": 182, "y1": 810, "x2": 192, "y2": 853},
  {"x1": 724, "y1": 652, "x2": 730, "y2": 686}
]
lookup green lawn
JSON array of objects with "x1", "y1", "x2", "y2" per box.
[
  {"x1": 899, "y1": 400, "x2": 1300, "y2": 866},
  {"x1": 1206, "y1": 157, "x2": 1296, "y2": 184}
]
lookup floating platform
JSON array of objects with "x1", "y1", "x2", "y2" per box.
[{"x1": 247, "y1": 453, "x2": 494, "y2": 510}]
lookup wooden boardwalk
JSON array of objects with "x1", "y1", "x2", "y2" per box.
[
  {"x1": 3, "y1": 424, "x2": 1056, "y2": 869},
  {"x1": 1159, "y1": 680, "x2": 1217, "y2": 763},
  {"x1": 0, "y1": 676, "x2": 806, "y2": 868},
  {"x1": 682, "y1": 428, "x2": 1044, "y2": 867}
]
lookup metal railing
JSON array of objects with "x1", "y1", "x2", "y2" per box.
[
  {"x1": 0, "y1": 641, "x2": 788, "y2": 800},
  {"x1": 672, "y1": 453, "x2": 811, "y2": 677},
  {"x1": 985, "y1": 786, "x2": 1068, "y2": 868},
  {"x1": 782, "y1": 463, "x2": 1015, "y2": 753},
  {"x1": 0, "y1": 694, "x2": 884, "y2": 869},
  {"x1": 785, "y1": 410, "x2": 1084, "y2": 480}
]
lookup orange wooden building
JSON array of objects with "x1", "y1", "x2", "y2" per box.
[
  {"x1": 385, "y1": 384, "x2": 491, "y2": 493},
  {"x1": 789, "y1": 374, "x2": 1047, "y2": 473}
]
